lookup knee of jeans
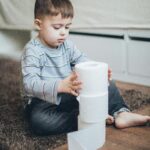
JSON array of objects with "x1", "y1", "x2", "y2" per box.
[
  {"x1": 108, "y1": 80, "x2": 117, "y2": 90},
  {"x1": 30, "y1": 110, "x2": 75, "y2": 135},
  {"x1": 29, "y1": 110, "x2": 52, "y2": 135}
]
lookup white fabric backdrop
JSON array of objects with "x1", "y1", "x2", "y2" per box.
[
  {"x1": 71, "y1": 0, "x2": 150, "y2": 29},
  {"x1": 0, "y1": 0, "x2": 150, "y2": 30},
  {"x1": 0, "y1": 0, "x2": 35, "y2": 30}
]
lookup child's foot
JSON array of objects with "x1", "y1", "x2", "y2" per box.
[
  {"x1": 106, "y1": 115, "x2": 114, "y2": 125},
  {"x1": 115, "y1": 112, "x2": 150, "y2": 129}
]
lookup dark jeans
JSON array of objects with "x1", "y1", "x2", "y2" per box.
[{"x1": 24, "y1": 81, "x2": 128, "y2": 136}]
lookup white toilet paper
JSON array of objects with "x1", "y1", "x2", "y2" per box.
[
  {"x1": 68, "y1": 122, "x2": 106, "y2": 150},
  {"x1": 75, "y1": 61, "x2": 108, "y2": 95},
  {"x1": 78, "y1": 115, "x2": 106, "y2": 131},
  {"x1": 78, "y1": 115, "x2": 93, "y2": 130},
  {"x1": 67, "y1": 61, "x2": 108, "y2": 150},
  {"x1": 78, "y1": 93, "x2": 108, "y2": 123}
]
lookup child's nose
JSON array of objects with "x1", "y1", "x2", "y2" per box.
[{"x1": 60, "y1": 28, "x2": 66, "y2": 36}]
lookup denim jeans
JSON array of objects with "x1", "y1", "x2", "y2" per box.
[{"x1": 24, "y1": 81, "x2": 128, "y2": 135}]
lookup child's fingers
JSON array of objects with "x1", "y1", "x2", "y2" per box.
[
  {"x1": 108, "y1": 67, "x2": 112, "y2": 73},
  {"x1": 70, "y1": 81, "x2": 82, "y2": 95},
  {"x1": 70, "y1": 71, "x2": 78, "y2": 81},
  {"x1": 70, "y1": 90, "x2": 79, "y2": 96},
  {"x1": 108, "y1": 68, "x2": 112, "y2": 75},
  {"x1": 72, "y1": 85, "x2": 82, "y2": 91},
  {"x1": 108, "y1": 73, "x2": 112, "y2": 80},
  {"x1": 108, "y1": 68, "x2": 112, "y2": 80},
  {"x1": 72, "y1": 80, "x2": 82, "y2": 86},
  {"x1": 72, "y1": 80, "x2": 82, "y2": 91}
]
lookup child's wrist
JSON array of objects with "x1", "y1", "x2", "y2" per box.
[{"x1": 57, "y1": 80, "x2": 64, "y2": 93}]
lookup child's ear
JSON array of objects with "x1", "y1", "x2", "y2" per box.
[{"x1": 34, "y1": 19, "x2": 42, "y2": 30}]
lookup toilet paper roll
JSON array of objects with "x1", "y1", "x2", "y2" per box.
[
  {"x1": 78, "y1": 117, "x2": 106, "y2": 147},
  {"x1": 75, "y1": 61, "x2": 108, "y2": 95},
  {"x1": 79, "y1": 93, "x2": 108, "y2": 123},
  {"x1": 78, "y1": 115, "x2": 106, "y2": 131},
  {"x1": 68, "y1": 121, "x2": 106, "y2": 150},
  {"x1": 78, "y1": 115, "x2": 93, "y2": 130},
  {"x1": 68, "y1": 61, "x2": 108, "y2": 150}
]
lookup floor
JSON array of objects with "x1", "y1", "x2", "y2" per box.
[{"x1": 55, "y1": 105, "x2": 150, "y2": 150}]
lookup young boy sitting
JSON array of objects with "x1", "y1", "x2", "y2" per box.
[{"x1": 21, "y1": 0, "x2": 150, "y2": 135}]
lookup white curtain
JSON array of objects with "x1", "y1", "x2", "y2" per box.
[
  {"x1": 0, "y1": 0, "x2": 35, "y2": 30},
  {"x1": 0, "y1": 0, "x2": 150, "y2": 30},
  {"x1": 71, "y1": 0, "x2": 150, "y2": 29}
]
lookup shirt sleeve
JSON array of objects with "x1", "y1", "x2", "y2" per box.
[
  {"x1": 21, "y1": 47, "x2": 61, "y2": 105},
  {"x1": 67, "y1": 40, "x2": 90, "y2": 66}
]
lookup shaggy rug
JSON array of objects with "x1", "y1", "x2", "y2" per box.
[{"x1": 0, "y1": 58, "x2": 149, "y2": 150}]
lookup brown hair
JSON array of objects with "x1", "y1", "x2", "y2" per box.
[{"x1": 34, "y1": 0, "x2": 74, "y2": 19}]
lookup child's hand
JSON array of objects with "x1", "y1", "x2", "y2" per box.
[
  {"x1": 57, "y1": 71, "x2": 82, "y2": 96},
  {"x1": 108, "y1": 67, "x2": 112, "y2": 81}
]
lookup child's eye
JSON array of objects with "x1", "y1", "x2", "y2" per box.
[
  {"x1": 53, "y1": 26, "x2": 60, "y2": 30},
  {"x1": 65, "y1": 26, "x2": 70, "y2": 29}
]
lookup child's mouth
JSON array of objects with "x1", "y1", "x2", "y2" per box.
[{"x1": 58, "y1": 39, "x2": 65, "y2": 43}]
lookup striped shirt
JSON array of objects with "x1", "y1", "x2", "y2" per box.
[{"x1": 21, "y1": 37, "x2": 89, "y2": 105}]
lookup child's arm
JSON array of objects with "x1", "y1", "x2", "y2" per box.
[
  {"x1": 21, "y1": 48, "x2": 61, "y2": 105},
  {"x1": 66, "y1": 40, "x2": 90, "y2": 65}
]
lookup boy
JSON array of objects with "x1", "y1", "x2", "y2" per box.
[{"x1": 21, "y1": 0, "x2": 150, "y2": 135}]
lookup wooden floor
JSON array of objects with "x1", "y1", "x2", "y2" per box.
[{"x1": 55, "y1": 105, "x2": 150, "y2": 150}]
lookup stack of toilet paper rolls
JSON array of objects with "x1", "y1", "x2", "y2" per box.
[{"x1": 68, "y1": 61, "x2": 108, "y2": 150}]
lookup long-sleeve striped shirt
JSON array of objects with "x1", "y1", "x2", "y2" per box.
[{"x1": 21, "y1": 37, "x2": 89, "y2": 105}]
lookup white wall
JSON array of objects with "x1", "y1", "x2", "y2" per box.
[
  {"x1": 69, "y1": 29, "x2": 150, "y2": 86},
  {"x1": 0, "y1": 30, "x2": 30, "y2": 60}
]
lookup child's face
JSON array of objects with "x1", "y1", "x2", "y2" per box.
[{"x1": 36, "y1": 14, "x2": 72, "y2": 48}]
